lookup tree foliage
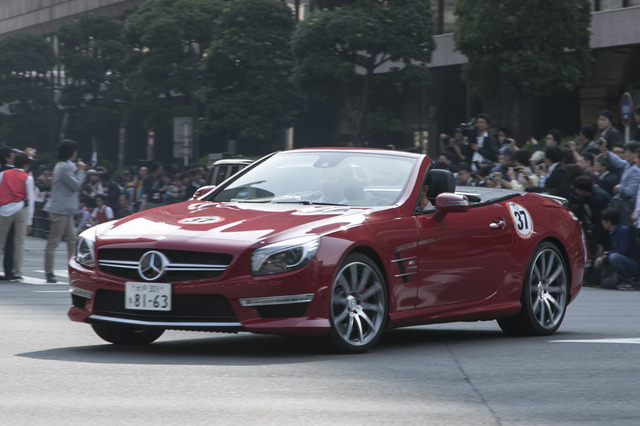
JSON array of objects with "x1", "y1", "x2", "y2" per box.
[
  {"x1": 454, "y1": 0, "x2": 592, "y2": 99},
  {"x1": 57, "y1": 14, "x2": 129, "y2": 137},
  {"x1": 124, "y1": 0, "x2": 223, "y2": 131},
  {"x1": 0, "y1": 34, "x2": 56, "y2": 146},
  {"x1": 292, "y1": 0, "x2": 433, "y2": 146},
  {"x1": 200, "y1": 0, "x2": 300, "y2": 151}
]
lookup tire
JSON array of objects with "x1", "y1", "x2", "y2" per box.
[
  {"x1": 92, "y1": 323, "x2": 165, "y2": 345},
  {"x1": 327, "y1": 253, "x2": 388, "y2": 353},
  {"x1": 498, "y1": 242, "x2": 568, "y2": 336}
]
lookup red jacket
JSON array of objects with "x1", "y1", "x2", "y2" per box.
[{"x1": 0, "y1": 168, "x2": 27, "y2": 205}]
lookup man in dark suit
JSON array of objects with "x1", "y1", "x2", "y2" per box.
[
  {"x1": 525, "y1": 146, "x2": 570, "y2": 199},
  {"x1": 597, "y1": 109, "x2": 622, "y2": 151},
  {"x1": 595, "y1": 153, "x2": 619, "y2": 196},
  {"x1": 572, "y1": 175, "x2": 611, "y2": 257},
  {"x1": 470, "y1": 113, "x2": 499, "y2": 164}
]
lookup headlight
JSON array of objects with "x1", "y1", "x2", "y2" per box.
[
  {"x1": 75, "y1": 227, "x2": 96, "y2": 268},
  {"x1": 251, "y1": 236, "x2": 320, "y2": 276}
]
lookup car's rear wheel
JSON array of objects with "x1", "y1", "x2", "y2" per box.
[
  {"x1": 328, "y1": 254, "x2": 388, "y2": 353},
  {"x1": 91, "y1": 323, "x2": 165, "y2": 345},
  {"x1": 498, "y1": 242, "x2": 568, "y2": 336}
]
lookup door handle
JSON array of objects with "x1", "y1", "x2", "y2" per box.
[{"x1": 489, "y1": 218, "x2": 506, "y2": 229}]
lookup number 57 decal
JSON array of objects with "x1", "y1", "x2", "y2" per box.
[{"x1": 507, "y1": 202, "x2": 533, "y2": 239}]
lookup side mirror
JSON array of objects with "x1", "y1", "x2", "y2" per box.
[
  {"x1": 193, "y1": 185, "x2": 216, "y2": 199},
  {"x1": 432, "y1": 193, "x2": 469, "y2": 222}
]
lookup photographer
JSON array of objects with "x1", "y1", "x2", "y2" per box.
[
  {"x1": 455, "y1": 162, "x2": 475, "y2": 186},
  {"x1": 510, "y1": 149, "x2": 539, "y2": 191},
  {"x1": 594, "y1": 153, "x2": 618, "y2": 196},
  {"x1": 469, "y1": 113, "x2": 499, "y2": 165},
  {"x1": 524, "y1": 146, "x2": 570, "y2": 199},
  {"x1": 438, "y1": 132, "x2": 467, "y2": 165},
  {"x1": 597, "y1": 110, "x2": 622, "y2": 151},
  {"x1": 605, "y1": 141, "x2": 640, "y2": 227}
]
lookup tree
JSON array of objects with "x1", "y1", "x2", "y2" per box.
[
  {"x1": 200, "y1": 0, "x2": 300, "y2": 154},
  {"x1": 0, "y1": 34, "x2": 56, "y2": 149},
  {"x1": 292, "y1": 0, "x2": 433, "y2": 146},
  {"x1": 454, "y1": 0, "x2": 592, "y2": 132},
  {"x1": 57, "y1": 14, "x2": 129, "y2": 166},
  {"x1": 124, "y1": 0, "x2": 222, "y2": 160}
]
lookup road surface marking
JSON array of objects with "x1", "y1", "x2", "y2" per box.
[{"x1": 552, "y1": 338, "x2": 640, "y2": 344}]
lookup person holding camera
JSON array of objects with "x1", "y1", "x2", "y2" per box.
[
  {"x1": 524, "y1": 146, "x2": 570, "y2": 199},
  {"x1": 601, "y1": 141, "x2": 640, "y2": 226},
  {"x1": 572, "y1": 176, "x2": 611, "y2": 259},
  {"x1": 593, "y1": 207, "x2": 640, "y2": 290},
  {"x1": 454, "y1": 162, "x2": 475, "y2": 186},
  {"x1": 469, "y1": 113, "x2": 499, "y2": 166},
  {"x1": 597, "y1": 110, "x2": 622, "y2": 151},
  {"x1": 509, "y1": 149, "x2": 539, "y2": 191},
  {"x1": 438, "y1": 133, "x2": 467, "y2": 165},
  {"x1": 43, "y1": 139, "x2": 86, "y2": 283},
  {"x1": 594, "y1": 153, "x2": 619, "y2": 196}
]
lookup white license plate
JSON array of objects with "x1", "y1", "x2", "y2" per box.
[{"x1": 125, "y1": 282, "x2": 172, "y2": 311}]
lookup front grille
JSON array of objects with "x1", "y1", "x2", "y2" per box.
[
  {"x1": 93, "y1": 289, "x2": 238, "y2": 323},
  {"x1": 97, "y1": 248, "x2": 232, "y2": 282}
]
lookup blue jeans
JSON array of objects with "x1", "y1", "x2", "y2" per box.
[{"x1": 608, "y1": 253, "x2": 640, "y2": 285}]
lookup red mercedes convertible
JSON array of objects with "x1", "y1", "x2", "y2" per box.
[{"x1": 68, "y1": 148, "x2": 586, "y2": 352}]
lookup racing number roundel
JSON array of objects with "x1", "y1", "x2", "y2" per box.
[
  {"x1": 507, "y1": 202, "x2": 533, "y2": 239},
  {"x1": 178, "y1": 216, "x2": 224, "y2": 225}
]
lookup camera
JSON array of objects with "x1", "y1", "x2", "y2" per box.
[{"x1": 457, "y1": 118, "x2": 477, "y2": 138}]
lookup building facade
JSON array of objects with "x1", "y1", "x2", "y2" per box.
[
  {"x1": 0, "y1": 0, "x2": 145, "y2": 37},
  {"x1": 1, "y1": 0, "x2": 639, "y2": 156},
  {"x1": 427, "y1": 1, "x2": 640, "y2": 152}
]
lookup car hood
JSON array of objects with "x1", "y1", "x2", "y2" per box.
[{"x1": 95, "y1": 200, "x2": 381, "y2": 245}]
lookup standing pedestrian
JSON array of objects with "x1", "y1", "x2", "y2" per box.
[
  {"x1": 0, "y1": 146, "x2": 16, "y2": 280},
  {"x1": 43, "y1": 140, "x2": 86, "y2": 283},
  {"x1": 0, "y1": 153, "x2": 35, "y2": 282}
]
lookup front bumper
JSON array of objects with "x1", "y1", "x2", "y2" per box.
[{"x1": 67, "y1": 258, "x2": 331, "y2": 335}]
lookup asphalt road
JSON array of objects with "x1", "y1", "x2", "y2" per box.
[{"x1": 1, "y1": 237, "x2": 639, "y2": 425}]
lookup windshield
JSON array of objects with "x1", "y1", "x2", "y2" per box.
[{"x1": 208, "y1": 151, "x2": 418, "y2": 207}]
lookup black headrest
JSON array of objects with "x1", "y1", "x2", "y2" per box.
[{"x1": 426, "y1": 169, "x2": 455, "y2": 200}]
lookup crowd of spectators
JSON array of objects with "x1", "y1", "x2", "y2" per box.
[
  {"x1": 436, "y1": 106, "x2": 640, "y2": 290},
  {"x1": 30, "y1": 160, "x2": 206, "y2": 237}
]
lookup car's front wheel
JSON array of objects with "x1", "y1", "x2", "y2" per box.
[
  {"x1": 498, "y1": 242, "x2": 568, "y2": 336},
  {"x1": 328, "y1": 253, "x2": 388, "y2": 353},
  {"x1": 91, "y1": 323, "x2": 165, "y2": 345}
]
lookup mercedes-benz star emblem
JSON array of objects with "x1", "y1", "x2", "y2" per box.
[{"x1": 138, "y1": 251, "x2": 169, "y2": 281}]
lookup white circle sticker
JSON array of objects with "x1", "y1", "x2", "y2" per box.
[
  {"x1": 507, "y1": 202, "x2": 533, "y2": 239},
  {"x1": 178, "y1": 216, "x2": 224, "y2": 225}
]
